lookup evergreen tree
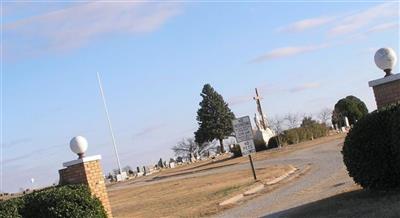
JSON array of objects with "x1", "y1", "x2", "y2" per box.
[
  {"x1": 195, "y1": 84, "x2": 235, "y2": 153},
  {"x1": 300, "y1": 116, "x2": 318, "y2": 128},
  {"x1": 332, "y1": 95, "x2": 368, "y2": 127}
]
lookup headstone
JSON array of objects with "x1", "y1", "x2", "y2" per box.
[
  {"x1": 158, "y1": 158, "x2": 163, "y2": 168},
  {"x1": 143, "y1": 166, "x2": 150, "y2": 175},
  {"x1": 344, "y1": 116, "x2": 350, "y2": 127},
  {"x1": 116, "y1": 171, "x2": 127, "y2": 181}
]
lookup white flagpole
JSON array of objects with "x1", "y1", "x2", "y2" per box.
[{"x1": 97, "y1": 72, "x2": 123, "y2": 175}]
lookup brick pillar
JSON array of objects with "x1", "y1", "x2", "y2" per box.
[
  {"x1": 59, "y1": 155, "x2": 112, "y2": 218},
  {"x1": 369, "y1": 73, "x2": 400, "y2": 109}
]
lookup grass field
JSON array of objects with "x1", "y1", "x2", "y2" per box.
[
  {"x1": 108, "y1": 134, "x2": 347, "y2": 217},
  {"x1": 109, "y1": 165, "x2": 293, "y2": 217}
]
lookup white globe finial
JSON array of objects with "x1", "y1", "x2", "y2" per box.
[
  {"x1": 70, "y1": 136, "x2": 88, "y2": 159},
  {"x1": 374, "y1": 48, "x2": 397, "y2": 77}
]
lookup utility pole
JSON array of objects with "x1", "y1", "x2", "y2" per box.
[{"x1": 97, "y1": 72, "x2": 123, "y2": 175}]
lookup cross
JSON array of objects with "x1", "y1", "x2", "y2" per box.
[{"x1": 253, "y1": 88, "x2": 268, "y2": 130}]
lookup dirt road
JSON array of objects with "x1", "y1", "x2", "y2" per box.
[{"x1": 215, "y1": 137, "x2": 355, "y2": 218}]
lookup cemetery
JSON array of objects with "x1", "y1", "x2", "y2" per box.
[
  {"x1": 1, "y1": 46, "x2": 399, "y2": 217},
  {"x1": 2, "y1": 1, "x2": 399, "y2": 217}
]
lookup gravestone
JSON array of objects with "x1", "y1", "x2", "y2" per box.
[{"x1": 143, "y1": 166, "x2": 150, "y2": 175}]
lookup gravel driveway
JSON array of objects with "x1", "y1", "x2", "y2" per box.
[{"x1": 215, "y1": 137, "x2": 355, "y2": 218}]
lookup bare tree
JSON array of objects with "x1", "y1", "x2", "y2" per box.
[
  {"x1": 197, "y1": 140, "x2": 219, "y2": 157},
  {"x1": 318, "y1": 108, "x2": 332, "y2": 125},
  {"x1": 269, "y1": 116, "x2": 285, "y2": 147},
  {"x1": 284, "y1": 113, "x2": 300, "y2": 129},
  {"x1": 172, "y1": 138, "x2": 198, "y2": 161}
]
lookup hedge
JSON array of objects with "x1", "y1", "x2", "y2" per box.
[
  {"x1": 268, "y1": 123, "x2": 328, "y2": 147},
  {"x1": 0, "y1": 185, "x2": 107, "y2": 218},
  {"x1": 0, "y1": 197, "x2": 24, "y2": 218},
  {"x1": 342, "y1": 103, "x2": 400, "y2": 190}
]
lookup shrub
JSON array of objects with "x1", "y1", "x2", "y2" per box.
[
  {"x1": 284, "y1": 129, "x2": 299, "y2": 144},
  {"x1": 230, "y1": 144, "x2": 242, "y2": 157},
  {"x1": 0, "y1": 197, "x2": 24, "y2": 218},
  {"x1": 391, "y1": 108, "x2": 400, "y2": 177},
  {"x1": 284, "y1": 124, "x2": 327, "y2": 145},
  {"x1": 0, "y1": 185, "x2": 107, "y2": 218},
  {"x1": 254, "y1": 138, "x2": 267, "y2": 152},
  {"x1": 267, "y1": 136, "x2": 280, "y2": 148},
  {"x1": 267, "y1": 123, "x2": 328, "y2": 148},
  {"x1": 342, "y1": 104, "x2": 400, "y2": 190}
]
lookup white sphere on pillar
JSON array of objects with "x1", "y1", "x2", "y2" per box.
[
  {"x1": 374, "y1": 48, "x2": 397, "y2": 77},
  {"x1": 70, "y1": 136, "x2": 88, "y2": 158}
]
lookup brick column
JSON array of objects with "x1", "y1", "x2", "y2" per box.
[
  {"x1": 59, "y1": 155, "x2": 112, "y2": 218},
  {"x1": 369, "y1": 73, "x2": 400, "y2": 109}
]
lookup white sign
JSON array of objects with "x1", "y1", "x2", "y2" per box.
[
  {"x1": 232, "y1": 116, "x2": 256, "y2": 156},
  {"x1": 232, "y1": 116, "x2": 253, "y2": 142},
  {"x1": 239, "y1": 140, "x2": 256, "y2": 156}
]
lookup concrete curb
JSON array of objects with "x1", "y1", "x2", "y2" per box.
[
  {"x1": 243, "y1": 184, "x2": 265, "y2": 196},
  {"x1": 266, "y1": 166, "x2": 297, "y2": 185},
  {"x1": 219, "y1": 194, "x2": 244, "y2": 206},
  {"x1": 219, "y1": 165, "x2": 298, "y2": 206}
]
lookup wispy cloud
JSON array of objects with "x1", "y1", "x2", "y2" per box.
[
  {"x1": 134, "y1": 123, "x2": 167, "y2": 137},
  {"x1": 365, "y1": 22, "x2": 399, "y2": 34},
  {"x1": 290, "y1": 82, "x2": 321, "y2": 93},
  {"x1": 250, "y1": 43, "x2": 329, "y2": 63},
  {"x1": 3, "y1": 138, "x2": 32, "y2": 148},
  {"x1": 2, "y1": 144, "x2": 64, "y2": 165},
  {"x1": 5, "y1": 2, "x2": 181, "y2": 59},
  {"x1": 252, "y1": 2, "x2": 398, "y2": 63},
  {"x1": 328, "y1": 2, "x2": 398, "y2": 36},
  {"x1": 277, "y1": 16, "x2": 336, "y2": 33}
]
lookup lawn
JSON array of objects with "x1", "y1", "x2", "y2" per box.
[{"x1": 108, "y1": 165, "x2": 293, "y2": 217}]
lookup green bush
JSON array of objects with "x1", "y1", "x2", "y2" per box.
[
  {"x1": 267, "y1": 136, "x2": 280, "y2": 148},
  {"x1": 0, "y1": 197, "x2": 24, "y2": 218},
  {"x1": 230, "y1": 144, "x2": 242, "y2": 157},
  {"x1": 391, "y1": 108, "x2": 400, "y2": 178},
  {"x1": 267, "y1": 123, "x2": 328, "y2": 148},
  {"x1": 272, "y1": 123, "x2": 328, "y2": 147},
  {"x1": 284, "y1": 129, "x2": 299, "y2": 144},
  {"x1": 254, "y1": 138, "x2": 267, "y2": 152},
  {"x1": 342, "y1": 104, "x2": 400, "y2": 190},
  {"x1": 0, "y1": 185, "x2": 107, "y2": 218}
]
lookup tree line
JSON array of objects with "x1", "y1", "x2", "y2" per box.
[{"x1": 171, "y1": 84, "x2": 369, "y2": 160}]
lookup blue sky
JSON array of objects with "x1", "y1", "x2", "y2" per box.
[{"x1": 2, "y1": 1, "x2": 399, "y2": 192}]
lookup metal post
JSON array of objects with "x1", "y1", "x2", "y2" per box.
[
  {"x1": 97, "y1": 72, "x2": 123, "y2": 175},
  {"x1": 248, "y1": 154, "x2": 257, "y2": 180}
]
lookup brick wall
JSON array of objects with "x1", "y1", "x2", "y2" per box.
[
  {"x1": 59, "y1": 159, "x2": 112, "y2": 217},
  {"x1": 370, "y1": 74, "x2": 400, "y2": 109}
]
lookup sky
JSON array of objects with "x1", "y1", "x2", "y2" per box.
[{"x1": 1, "y1": 1, "x2": 399, "y2": 193}]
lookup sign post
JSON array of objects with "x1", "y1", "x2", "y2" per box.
[{"x1": 232, "y1": 116, "x2": 257, "y2": 180}]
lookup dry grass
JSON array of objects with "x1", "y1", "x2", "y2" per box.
[
  {"x1": 109, "y1": 165, "x2": 292, "y2": 218},
  {"x1": 144, "y1": 133, "x2": 346, "y2": 181},
  {"x1": 108, "y1": 134, "x2": 346, "y2": 217}
]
